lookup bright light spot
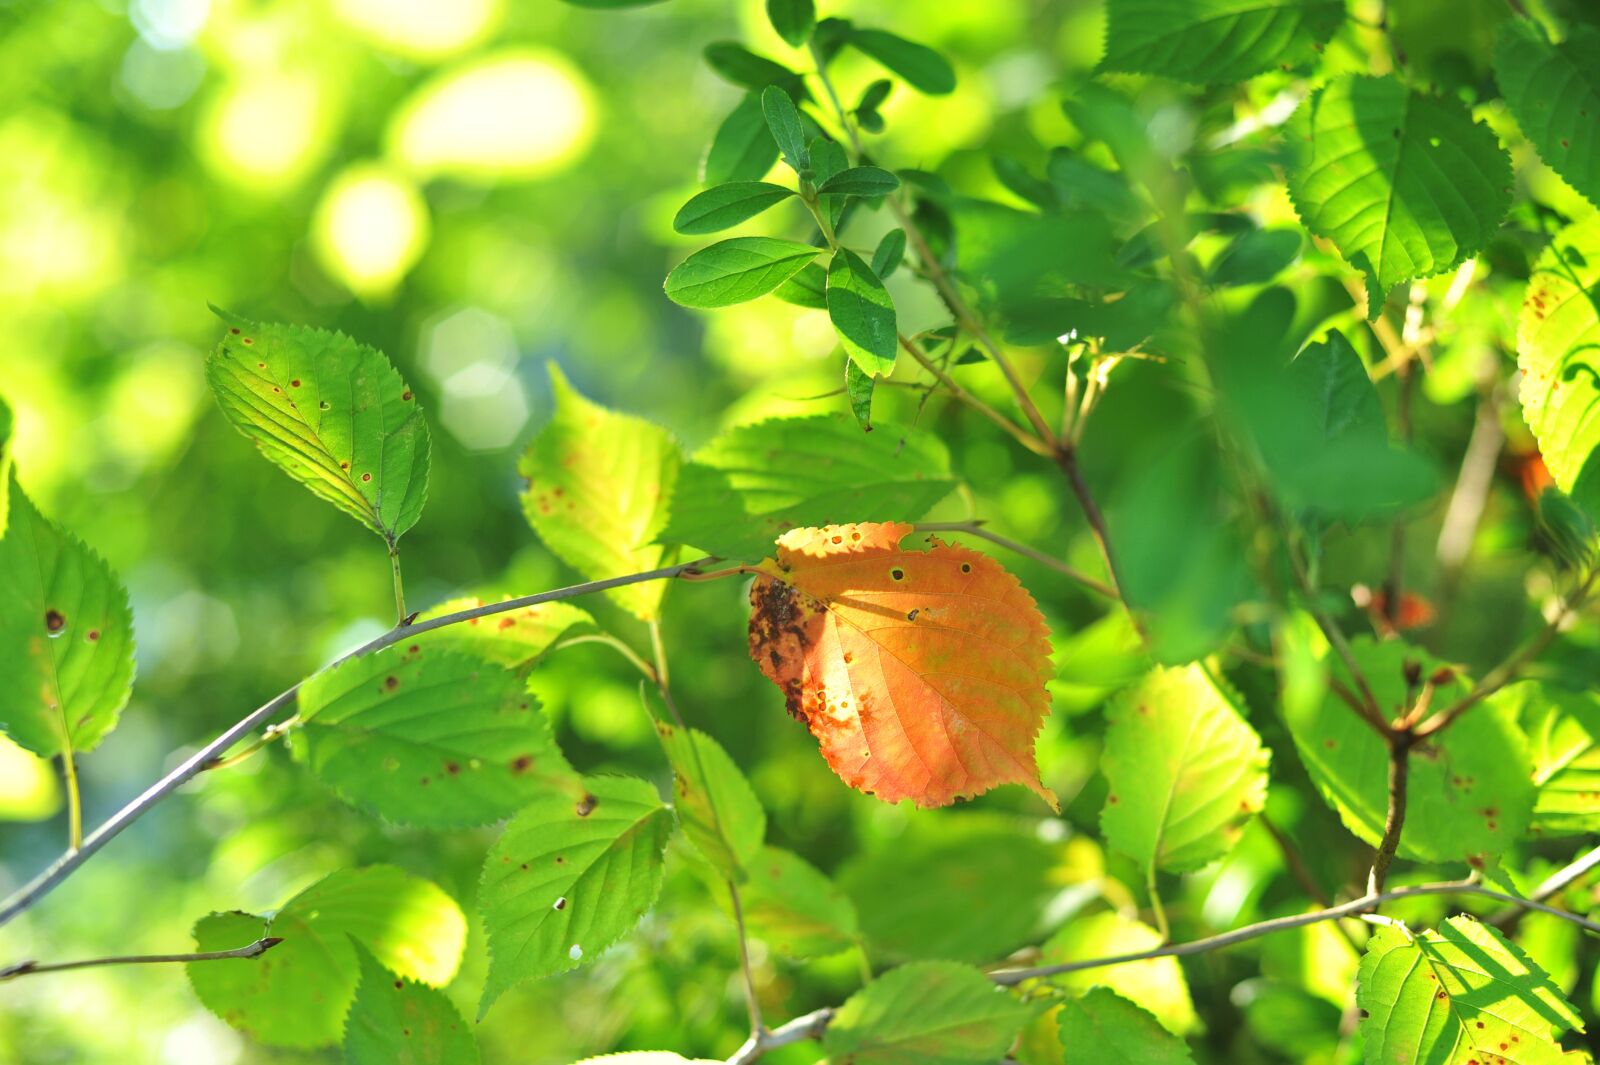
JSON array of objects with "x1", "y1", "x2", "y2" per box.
[
  {"x1": 333, "y1": 0, "x2": 502, "y2": 61},
  {"x1": 120, "y1": 42, "x2": 206, "y2": 110},
  {"x1": 199, "y1": 73, "x2": 329, "y2": 190},
  {"x1": 420, "y1": 306, "x2": 518, "y2": 383},
  {"x1": 159, "y1": 1013, "x2": 242, "y2": 1065},
  {"x1": 568, "y1": 944, "x2": 583, "y2": 961},
  {"x1": 312, "y1": 163, "x2": 430, "y2": 299},
  {"x1": 131, "y1": 0, "x2": 211, "y2": 50},
  {"x1": 0, "y1": 733, "x2": 60, "y2": 821},
  {"x1": 388, "y1": 50, "x2": 596, "y2": 182},
  {"x1": 440, "y1": 364, "x2": 530, "y2": 452}
]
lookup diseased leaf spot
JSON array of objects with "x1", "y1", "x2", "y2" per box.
[
  {"x1": 575, "y1": 793, "x2": 598, "y2": 816},
  {"x1": 511, "y1": 754, "x2": 535, "y2": 774},
  {"x1": 361, "y1": 473, "x2": 373, "y2": 483},
  {"x1": 44, "y1": 609, "x2": 65, "y2": 634},
  {"x1": 890, "y1": 567, "x2": 905, "y2": 581},
  {"x1": 384, "y1": 675, "x2": 399, "y2": 691}
]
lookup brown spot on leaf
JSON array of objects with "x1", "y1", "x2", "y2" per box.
[
  {"x1": 575, "y1": 793, "x2": 598, "y2": 816},
  {"x1": 44, "y1": 610, "x2": 64, "y2": 633}
]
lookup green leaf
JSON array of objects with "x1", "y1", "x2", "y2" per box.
[
  {"x1": 412, "y1": 596, "x2": 592, "y2": 672},
  {"x1": 1497, "y1": 681, "x2": 1600, "y2": 837},
  {"x1": 1518, "y1": 217, "x2": 1600, "y2": 519},
  {"x1": 703, "y1": 94, "x2": 779, "y2": 185},
  {"x1": 655, "y1": 722, "x2": 765, "y2": 878},
  {"x1": 840, "y1": 814, "x2": 1062, "y2": 965},
  {"x1": 1286, "y1": 75, "x2": 1511, "y2": 309},
  {"x1": 664, "y1": 236, "x2": 819, "y2": 309},
  {"x1": 658, "y1": 413, "x2": 954, "y2": 560},
  {"x1": 766, "y1": 0, "x2": 815, "y2": 47},
  {"x1": 1358, "y1": 916, "x2": 1583, "y2": 1064},
  {"x1": 1494, "y1": 20, "x2": 1600, "y2": 208},
  {"x1": 773, "y1": 260, "x2": 828, "y2": 308},
  {"x1": 518, "y1": 365, "x2": 680, "y2": 620},
  {"x1": 817, "y1": 166, "x2": 900, "y2": 197},
  {"x1": 344, "y1": 945, "x2": 479, "y2": 1065},
  {"x1": 871, "y1": 228, "x2": 907, "y2": 280},
  {"x1": 1102, "y1": 665, "x2": 1270, "y2": 873},
  {"x1": 760, "y1": 85, "x2": 810, "y2": 171},
  {"x1": 846, "y1": 359, "x2": 875, "y2": 430},
  {"x1": 672, "y1": 181, "x2": 794, "y2": 235},
  {"x1": 0, "y1": 479, "x2": 135, "y2": 759},
  {"x1": 479, "y1": 774, "x2": 673, "y2": 1015},
  {"x1": 189, "y1": 866, "x2": 466, "y2": 1049},
  {"x1": 858, "y1": 78, "x2": 893, "y2": 112},
  {"x1": 703, "y1": 42, "x2": 805, "y2": 95},
  {"x1": 571, "y1": 1056, "x2": 718, "y2": 1064},
  {"x1": 561, "y1": 0, "x2": 669, "y2": 7},
  {"x1": 822, "y1": 961, "x2": 1032, "y2": 1065},
  {"x1": 207, "y1": 315, "x2": 430, "y2": 545},
  {"x1": 1058, "y1": 988, "x2": 1194, "y2": 1065},
  {"x1": 1208, "y1": 227, "x2": 1301, "y2": 286},
  {"x1": 827, "y1": 248, "x2": 897, "y2": 376},
  {"x1": 731, "y1": 845, "x2": 859, "y2": 959},
  {"x1": 1285, "y1": 636, "x2": 1535, "y2": 863},
  {"x1": 1049, "y1": 609, "x2": 1150, "y2": 715},
  {"x1": 1101, "y1": 0, "x2": 1344, "y2": 83},
  {"x1": 846, "y1": 28, "x2": 956, "y2": 95},
  {"x1": 1040, "y1": 912, "x2": 1197, "y2": 1034},
  {"x1": 291, "y1": 643, "x2": 573, "y2": 827},
  {"x1": 0, "y1": 395, "x2": 12, "y2": 534}
]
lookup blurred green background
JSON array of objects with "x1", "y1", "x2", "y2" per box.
[{"x1": 2, "y1": 0, "x2": 1587, "y2": 1062}]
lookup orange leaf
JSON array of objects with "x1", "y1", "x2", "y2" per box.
[{"x1": 747, "y1": 521, "x2": 1057, "y2": 810}]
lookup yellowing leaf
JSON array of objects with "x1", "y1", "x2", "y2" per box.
[{"x1": 747, "y1": 521, "x2": 1055, "y2": 810}]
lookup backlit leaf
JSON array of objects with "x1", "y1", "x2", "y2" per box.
[
  {"x1": 0, "y1": 479, "x2": 135, "y2": 760},
  {"x1": 673, "y1": 181, "x2": 794, "y2": 235},
  {"x1": 1040, "y1": 912, "x2": 1198, "y2": 1034},
  {"x1": 1101, "y1": 0, "x2": 1343, "y2": 83},
  {"x1": 822, "y1": 961, "x2": 1032, "y2": 1065},
  {"x1": 846, "y1": 359, "x2": 874, "y2": 430},
  {"x1": 704, "y1": 43, "x2": 805, "y2": 96},
  {"x1": 1494, "y1": 20, "x2": 1600, "y2": 208},
  {"x1": 207, "y1": 315, "x2": 430, "y2": 545},
  {"x1": 1357, "y1": 916, "x2": 1583, "y2": 1064},
  {"x1": 659, "y1": 414, "x2": 954, "y2": 560},
  {"x1": 773, "y1": 261, "x2": 828, "y2": 308},
  {"x1": 761, "y1": 85, "x2": 810, "y2": 171},
  {"x1": 846, "y1": 28, "x2": 956, "y2": 95},
  {"x1": 0, "y1": 396, "x2": 12, "y2": 533},
  {"x1": 664, "y1": 236, "x2": 819, "y2": 308},
  {"x1": 1284, "y1": 637, "x2": 1534, "y2": 863},
  {"x1": 654, "y1": 721, "x2": 765, "y2": 877},
  {"x1": 766, "y1": 0, "x2": 815, "y2": 48},
  {"x1": 479, "y1": 774, "x2": 673, "y2": 1015},
  {"x1": 1058, "y1": 988, "x2": 1194, "y2": 1065},
  {"x1": 827, "y1": 248, "x2": 898, "y2": 376},
  {"x1": 188, "y1": 866, "x2": 467, "y2": 1048},
  {"x1": 817, "y1": 166, "x2": 899, "y2": 197},
  {"x1": 722, "y1": 845, "x2": 859, "y2": 958},
  {"x1": 1286, "y1": 75, "x2": 1510, "y2": 309},
  {"x1": 1497, "y1": 681, "x2": 1600, "y2": 837},
  {"x1": 747, "y1": 521, "x2": 1056, "y2": 809},
  {"x1": 872, "y1": 228, "x2": 907, "y2": 280},
  {"x1": 1101, "y1": 665, "x2": 1270, "y2": 874},
  {"x1": 291, "y1": 642, "x2": 573, "y2": 827},
  {"x1": 344, "y1": 945, "x2": 479, "y2": 1065},
  {"x1": 412, "y1": 596, "x2": 592, "y2": 671},
  {"x1": 703, "y1": 94, "x2": 779, "y2": 185},
  {"x1": 1517, "y1": 217, "x2": 1600, "y2": 519},
  {"x1": 519, "y1": 365, "x2": 679, "y2": 620}
]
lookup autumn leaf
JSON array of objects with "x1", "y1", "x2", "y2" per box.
[{"x1": 747, "y1": 521, "x2": 1056, "y2": 809}]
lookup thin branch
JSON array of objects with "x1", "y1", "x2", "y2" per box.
[
  {"x1": 1052, "y1": 445, "x2": 1123, "y2": 599},
  {"x1": 896, "y1": 335, "x2": 1051, "y2": 458},
  {"x1": 1367, "y1": 731, "x2": 1412, "y2": 894},
  {"x1": 0, "y1": 558, "x2": 719, "y2": 929},
  {"x1": 1492, "y1": 844, "x2": 1600, "y2": 931},
  {"x1": 720, "y1": 852, "x2": 1600, "y2": 1061},
  {"x1": 1, "y1": 936, "x2": 282, "y2": 982},
  {"x1": 1260, "y1": 813, "x2": 1364, "y2": 953},
  {"x1": 1286, "y1": 542, "x2": 1389, "y2": 735},
  {"x1": 913, "y1": 521, "x2": 1116, "y2": 599},
  {"x1": 1414, "y1": 567, "x2": 1598, "y2": 738}
]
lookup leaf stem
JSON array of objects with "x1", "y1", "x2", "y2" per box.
[
  {"x1": 896, "y1": 336, "x2": 1051, "y2": 457},
  {"x1": 1, "y1": 936, "x2": 281, "y2": 982},
  {"x1": 1145, "y1": 865, "x2": 1170, "y2": 942},
  {"x1": 388, "y1": 544, "x2": 407, "y2": 625},
  {"x1": 912, "y1": 521, "x2": 1116, "y2": 599},
  {"x1": 60, "y1": 751, "x2": 82, "y2": 852},
  {"x1": 0, "y1": 557, "x2": 729, "y2": 929}
]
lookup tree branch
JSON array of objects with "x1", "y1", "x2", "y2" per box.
[
  {"x1": 0, "y1": 558, "x2": 718, "y2": 929},
  {"x1": 1, "y1": 936, "x2": 282, "y2": 982},
  {"x1": 1367, "y1": 730, "x2": 1412, "y2": 894}
]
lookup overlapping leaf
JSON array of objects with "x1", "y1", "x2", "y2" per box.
[
  {"x1": 1040, "y1": 912, "x2": 1198, "y2": 1034},
  {"x1": 703, "y1": 94, "x2": 779, "y2": 185},
  {"x1": 207, "y1": 315, "x2": 430, "y2": 544},
  {"x1": 1357, "y1": 916, "x2": 1583, "y2": 1065},
  {"x1": 728, "y1": 845, "x2": 859, "y2": 959},
  {"x1": 519, "y1": 365, "x2": 679, "y2": 620},
  {"x1": 1494, "y1": 20, "x2": 1600, "y2": 208},
  {"x1": 656, "y1": 722, "x2": 765, "y2": 877},
  {"x1": 189, "y1": 867, "x2": 466, "y2": 1048},
  {"x1": 1058, "y1": 988, "x2": 1194, "y2": 1064},
  {"x1": 822, "y1": 961, "x2": 1032, "y2": 1065},
  {"x1": 1101, "y1": 0, "x2": 1343, "y2": 83},
  {"x1": 1497, "y1": 681, "x2": 1600, "y2": 837},
  {"x1": 1286, "y1": 75, "x2": 1511, "y2": 308},
  {"x1": 0, "y1": 478, "x2": 135, "y2": 760},
  {"x1": 1284, "y1": 636, "x2": 1534, "y2": 863},
  {"x1": 660, "y1": 414, "x2": 955, "y2": 559},
  {"x1": 827, "y1": 248, "x2": 898, "y2": 376},
  {"x1": 748, "y1": 522, "x2": 1055, "y2": 809},
  {"x1": 291, "y1": 642, "x2": 572, "y2": 826},
  {"x1": 344, "y1": 945, "x2": 479, "y2": 1065},
  {"x1": 664, "y1": 236, "x2": 819, "y2": 308},
  {"x1": 1101, "y1": 665, "x2": 1270, "y2": 874},
  {"x1": 412, "y1": 596, "x2": 592, "y2": 671},
  {"x1": 479, "y1": 774, "x2": 673, "y2": 1015},
  {"x1": 1517, "y1": 217, "x2": 1600, "y2": 518}
]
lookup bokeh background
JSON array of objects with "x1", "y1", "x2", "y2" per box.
[{"x1": 0, "y1": 0, "x2": 1580, "y2": 1062}]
